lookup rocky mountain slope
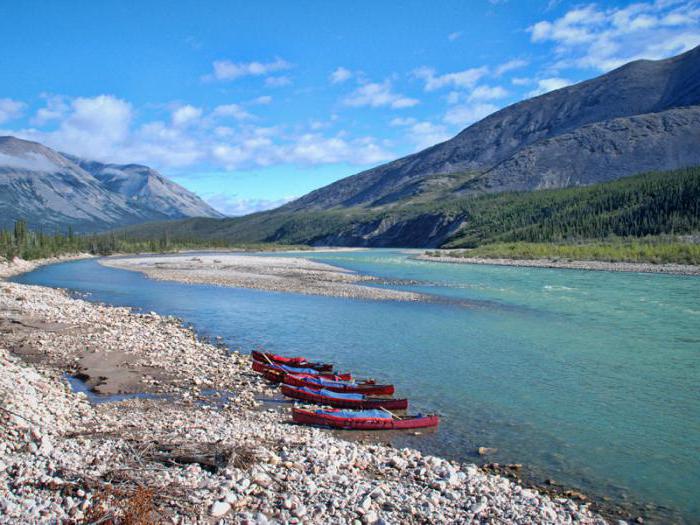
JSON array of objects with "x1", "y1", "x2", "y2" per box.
[
  {"x1": 0, "y1": 136, "x2": 222, "y2": 232},
  {"x1": 283, "y1": 45, "x2": 700, "y2": 212}
]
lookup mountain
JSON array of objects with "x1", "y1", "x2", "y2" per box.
[
  {"x1": 283, "y1": 45, "x2": 700, "y2": 212},
  {"x1": 68, "y1": 157, "x2": 222, "y2": 220},
  {"x1": 0, "y1": 136, "x2": 222, "y2": 232},
  {"x1": 116, "y1": 46, "x2": 700, "y2": 248}
]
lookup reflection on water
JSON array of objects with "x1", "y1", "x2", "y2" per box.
[{"x1": 14, "y1": 250, "x2": 700, "y2": 524}]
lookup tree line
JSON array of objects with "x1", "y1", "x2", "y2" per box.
[{"x1": 0, "y1": 220, "x2": 234, "y2": 261}]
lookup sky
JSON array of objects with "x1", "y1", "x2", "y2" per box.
[{"x1": 1, "y1": 0, "x2": 699, "y2": 215}]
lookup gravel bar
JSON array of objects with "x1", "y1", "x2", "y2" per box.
[{"x1": 101, "y1": 254, "x2": 425, "y2": 301}]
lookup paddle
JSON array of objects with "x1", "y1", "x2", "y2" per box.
[
  {"x1": 380, "y1": 406, "x2": 400, "y2": 420},
  {"x1": 260, "y1": 351, "x2": 276, "y2": 367}
]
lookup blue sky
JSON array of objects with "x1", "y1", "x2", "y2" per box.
[{"x1": 1, "y1": 0, "x2": 699, "y2": 215}]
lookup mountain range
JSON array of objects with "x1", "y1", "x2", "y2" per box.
[
  {"x1": 3, "y1": 46, "x2": 700, "y2": 245},
  {"x1": 115, "y1": 45, "x2": 700, "y2": 248},
  {"x1": 0, "y1": 136, "x2": 222, "y2": 232}
]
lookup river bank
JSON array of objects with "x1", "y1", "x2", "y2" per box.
[
  {"x1": 416, "y1": 253, "x2": 700, "y2": 276},
  {"x1": 0, "y1": 254, "x2": 94, "y2": 280},
  {"x1": 100, "y1": 253, "x2": 424, "y2": 301},
  {"x1": 0, "y1": 257, "x2": 608, "y2": 524}
]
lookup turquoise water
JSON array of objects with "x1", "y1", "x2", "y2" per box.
[{"x1": 12, "y1": 250, "x2": 700, "y2": 523}]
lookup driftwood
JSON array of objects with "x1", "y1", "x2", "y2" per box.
[{"x1": 143, "y1": 441, "x2": 256, "y2": 473}]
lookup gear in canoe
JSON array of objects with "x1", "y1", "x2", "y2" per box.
[
  {"x1": 281, "y1": 384, "x2": 408, "y2": 410},
  {"x1": 292, "y1": 407, "x2": 439, "y2": 430},
  {"x1": 283, "y1": 373, "x2": 394, "y2": 396},
  {"x1": 251, "y1": 360, "x2": 353, "y2": 381},
  {"x1": 251, "y1": 350, "x2": 333, "y2": 372}
]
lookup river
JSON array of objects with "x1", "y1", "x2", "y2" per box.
[{"x1": 12, "y1": 249, "x2": 700, "y2": 523}]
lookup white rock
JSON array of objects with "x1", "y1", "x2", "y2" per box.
[{"x1": 209, "y1": 500, "x2": 231, "y2": 517}]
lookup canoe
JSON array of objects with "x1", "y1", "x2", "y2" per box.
[
  {"x1": 281, "y1": 385, "x2": 408, "y2": 410},
  {"x1": 292, "y1": 407, "x2": 439, "y2": 430},
  {"x1": 252, "y1": 360, "x2": 352, "y2": 381},
  {"x1": 251, "y1": 350, "x2": 333, "y2": 372},
  {"x1": 283, "y1": 373, "x2": 394, "y2": 396}
]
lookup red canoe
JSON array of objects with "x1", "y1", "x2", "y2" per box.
[
  {"x1": 283, "y1": 373, "x2": 394, "y2": 396},
  {"x1": 292, "y1": 407, "x2": 438, "y2": 430},
  {"x1": 251, "y1": 350, "x2": 333, "y2": 372},
  {"x1": 252, "y1": 361, "x2": 352, "y2": 381},
  {"x1": 281, "y1": 384, "x2": 408, "y2": 410}
]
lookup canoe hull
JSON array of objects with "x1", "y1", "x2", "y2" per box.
[
  {"x1": 283, "y1": 374, "x2": 394, "y2": 396},
  {"x1": 281, "y1": 385, "x2": 408, "y2": 410},
  {"x1": 292, "y1": 408, "x2": 438, "y2": 430}
]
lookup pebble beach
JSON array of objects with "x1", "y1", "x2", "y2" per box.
[{"x1": 0, "y1": 257, "x2": 608, "y2": 524}]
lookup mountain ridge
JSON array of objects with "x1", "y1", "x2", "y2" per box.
[
  {"x1": 281, "y1": 45, "x2": 700, "y2": 212},
  {"x1": 0, "y1": 136, "x2": 222, "y2": 232}
]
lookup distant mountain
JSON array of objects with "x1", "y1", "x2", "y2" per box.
[
  {"x1": 283, "y1": 45, "x2": 700, "y2": 212},
  {"x1": 0, "y1": 136, "x2": 222, "y2": 232}
]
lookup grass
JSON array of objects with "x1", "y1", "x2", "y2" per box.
[{"x1": 426, "y1": 238, "x2": 700, "y2": 265}]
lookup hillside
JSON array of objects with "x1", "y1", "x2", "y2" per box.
[
  {"x1": 282, "y1": 45, "x2": 700, "y2": 211},
  {"x1": 0, "y1": 136, "x2": 222, "y2": 232},
  {"x1": 114, "y1": 166, "x2": 700, "y2": 248}
]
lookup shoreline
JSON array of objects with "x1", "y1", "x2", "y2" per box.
[
  {"x1": 416, "y1": 253, "x2": 700, "y2": 276},
  {"x1": 0, "y1": 253, "x2": 94, "y2": 280},
  {"x1": 0, "y1": 256, "x2": 610, "y2": 523},
  {"x1": 100, "y1": 253, "x2": 426, "y2": 301}
]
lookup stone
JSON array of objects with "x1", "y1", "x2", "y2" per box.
[
  {"x1": 471, "y1": 498, "x2": 487, "y2": 514},
  {"x1": 209, "y1": 501, "x2": 231, "y2": 517},
  {"x1": 478, "y1": 447, "x2": 498, "y2": 456}
]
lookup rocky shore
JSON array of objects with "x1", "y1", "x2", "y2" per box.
[
  {"x1": 0, "y1": 254, "x2": 94, "y2": 280},
  {"x1": 0, "y1": 258, "x2": 607, "y2": 524},
  {"x1": 416, "y1": 254, "x2": 700, "y2": 276},
  {"x1": 101, "y1": 254, "x2": 424, "y2": 301}
]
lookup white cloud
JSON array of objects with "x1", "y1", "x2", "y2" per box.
[
  {"x1": 203, "y1": 194, "x2": 296, "y2": 216},
  {"x1": 395, "y1": 120, "x2": 451, "y2": 150},
  {"x1": 389, "y1": 117, "x2": 417, "y2": 127},
  {"x1": 448, "y1": 31, "x2": 462, "y2": 41},
  {"x1": 414, "y1": 66, "x2": 489, "y2": 91},
  {"x1": 511, "y1": 77, "x2": 532, "y2": 86},
  {"x1": 212, "y1": 104, "x2": 254, "y2": 121},
  {"x1": 443, "y1": 103, "x2": 498, "y2": 126},
  {"x1": 527, "y1": 77, "x2": 572, "y2": 96},
  {"x1": 330, "y1": 67, "x2": 353, "y2": 84},
  {"x1": 0, "y1": 98, "x2": 26, "y2": 124},
  {"x1": 171, "y1": 105, "x2": 203, "y2": 127},
  {"x1": 0, "y1": 152, "x2": 61, "y2": 172},
  {"x1": 212, "y1": 130, "x2": 393, "y2": 169},
  {"x1": 468, "y1": 85, "x2": 509, "y2": 101},
  {"x1": 343, "y1": 81, "x2": 419, "y2": 109},
  {"x1": 5, "y1": 94, "x2": 394, "y2": 171},
  {"x1": 16, "y1": 95, "x2": 133, "y2": 160},
  {"x1": 31, "y1": 95, "x2": 68, "y2": 126},
  {"x1": 265, "y1": 76, "x2": 292, "y2": 87},
  {"x1": 203, "y1": 58, "x2": 291, "y2": 82},
  {"x1": 252, "y1": 96, "x2": 273, "y2": 105},
  {"x1": 494, "y1": 59, "x2": 529, "y2": 76},
  {"x1": 529, "y1": 1, "x2": 700, "y2": 71}
]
